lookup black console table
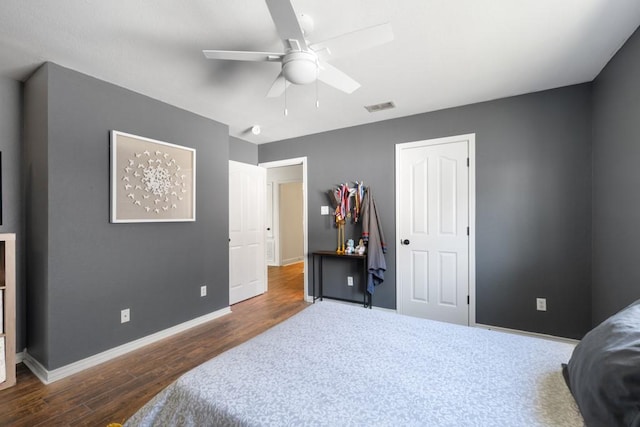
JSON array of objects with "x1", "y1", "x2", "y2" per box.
[{"x1": 311, "y1": 251, "x2": 371, "y2": 309}]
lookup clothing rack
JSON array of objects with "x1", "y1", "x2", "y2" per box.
[{"x1": 327, "y1": 181, "x2": 366, "y2": 253}]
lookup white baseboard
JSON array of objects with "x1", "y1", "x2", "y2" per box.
[
  {"x1": 372, "y1": 305, "x2": 396, "y2": 314},
  {"x1": 309, "y1": 298, "x2": 395, "y2": 312},
  {"x1": 281, "y1": 257, "x2": 304, "y2": 266},
  {"x1": 15, "y1": 351, "x2": 25, "y2": 364},
  {"x1": 475, "y1": 323, "x2": 579, "y2": 345},
  {"x1": 23, "y1": 306, "x2": 232, "y2": 384},
  {"x1": 22, "y1": 353, "x2": 48, "y2": 383}
]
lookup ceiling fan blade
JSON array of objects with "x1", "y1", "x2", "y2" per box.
[
  {"x1": 317, "y1": 61, "x2": 360, "y2": 94},
  {"x1": 203, "y1": 50, "x2": 283, "y2": 62},
  {"x1": 310, "y1": 22, "x2": 393, "y2": 60},
  {"x1": 265, "y1": 0, "x2": 308, "y2": 51},
  {"x1": 266, "y1": 71, "x2": 291, "y2": 98}
]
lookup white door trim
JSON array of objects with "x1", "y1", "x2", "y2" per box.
[
  {"x1": 259, "y1": 157, "x2": 310, "y2": 302},
  {"x1": 395, "y1": 134, "x2": 476, "y2": 325}
]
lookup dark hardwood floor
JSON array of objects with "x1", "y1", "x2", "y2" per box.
[{"x1": 0, "y1": 263, "x2": 307, "y2": 426}]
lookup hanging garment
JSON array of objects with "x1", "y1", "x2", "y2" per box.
[{"x1": 361, "y1": 189, "x2": 387, "y2": 294}]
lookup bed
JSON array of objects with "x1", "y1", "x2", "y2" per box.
[{"x1": 125, "y1": 301, "x2": 583, "y2": 426}]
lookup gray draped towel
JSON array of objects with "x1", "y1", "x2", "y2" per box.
[{"x1": 361, "y1": 189, "x2": 387, "y2": 294}]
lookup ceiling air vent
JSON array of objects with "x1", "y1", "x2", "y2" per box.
[{"x1": 364, "y1": 101, "x2": 396, "y2": 113}]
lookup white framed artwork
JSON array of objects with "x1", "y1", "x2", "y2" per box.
[{"x1": 110, "y1": 130, "x2": 196, "y2": 223}]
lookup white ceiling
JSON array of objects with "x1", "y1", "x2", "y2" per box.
[{"x1": 1, "y1": 1, "x2": 639, "y2": 144}]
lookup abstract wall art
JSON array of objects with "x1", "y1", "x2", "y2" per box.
[{"x1": 110, "y1": 131, "x2": 196, "y2": 223}]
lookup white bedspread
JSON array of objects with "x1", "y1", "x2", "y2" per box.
[{"x1": 126, "y1": 301, "x2": 583, "y2": 426}]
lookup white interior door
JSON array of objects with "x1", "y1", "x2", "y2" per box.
[
  {"x1": 396, "y1": 135, "x2": 474, "y2": 325},
  {"x1": 266, "y1": 183, "x2": 276, "y2": 265},
  {"x1": 229, "y1": 161, "x2": 266, "y2": 305}
]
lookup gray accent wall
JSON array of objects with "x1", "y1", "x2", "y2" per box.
[
  {"x1": 24, "y1": 63, "x2": 230, "y2": 370},
  {"x1": 24, "y1": 66, "x2": 49, "y2": 364},
  {"x1": 0, "y1": 77, "x2": 25, "y2": 351},
  {"x1": 229, "y1": 136, "x2": 258, "y2": 165},
  {"x1": 592, "y1": 27, "x2": 640, "y2": 325},
  {"x1": 260, "y1": 84, "x2": 592, "y2": 339}
]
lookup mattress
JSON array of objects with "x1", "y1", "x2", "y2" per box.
[{"x1": 126, "y1": 301, "x2": 583, "y2": 426}]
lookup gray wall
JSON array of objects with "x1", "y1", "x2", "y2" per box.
[
  {"x1": 592, "y1": 27, "x2": 640, "y2": 325},
  {"x1": 24, "y1": 65, "x2": 52, "y2": 365},
  {"x1": 260, "y1": 84, "x2": 592, "y2": 339},
  {"x1": 24, "y1": 63, "x2": 230, "y2": 370},
  {"x1": 229, "y1": 136, "x2": 258, "y2": 165},
  {"x1": 0, "y1": 77, "x2": 25, "y2": 351}
]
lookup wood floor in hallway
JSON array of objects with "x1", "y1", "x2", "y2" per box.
[{"x1": 0, "y1": 263, "x2": 307, "y2": 426}]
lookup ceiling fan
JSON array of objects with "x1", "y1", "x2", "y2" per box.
[{"x1": 202, "y1": 0, "x2": 394, "y2": 98}]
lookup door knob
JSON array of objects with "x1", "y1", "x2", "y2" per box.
[
  {"x1": 267, "y1": 227, "x2": 271, "y2": 231},
  {"x1": 402, "y1": 239, "x2": 410, "y2": 245}
]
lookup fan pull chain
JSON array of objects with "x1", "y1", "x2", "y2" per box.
[
  {"x1": 284, "y1": 79, "x2": 288, "y2": 116},
  {"x1": 315, "y1": 61, "x2": 320, "y2": 108}
]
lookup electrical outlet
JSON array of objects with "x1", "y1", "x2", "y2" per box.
[
  {"x1": 200, "y1": 285, "x2": 207, "y2": 297},
  {"x1": 536, "y1": 298, "x2": 547, "y2": 312},
  {"x1": 121, "y1": 308, "x2": 130, "y2": 323},
  {"x1": 321, "y1": 206, "x2": 329, "y2": 215},
  {"x1": 347, "y1": 276, "x2": 354, "y2": 287}
]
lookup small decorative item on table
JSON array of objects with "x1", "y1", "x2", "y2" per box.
[{"x1": 345, "y1": 239, "x2": 355, "y2": 254}]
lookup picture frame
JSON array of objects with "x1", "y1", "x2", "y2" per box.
[{"x1": 110, "y1": 131, "x2": 196, "y2": 223}]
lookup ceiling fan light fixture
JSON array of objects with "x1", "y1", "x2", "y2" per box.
[
  {"x1": 202, "y1": 0, "x2": 394, "y2": 99},
  {"x1": 282, "y1": 51, "x2": 317, "y2": 85},
  {"x1": 251, "y1": 125, "x2": 261, "y2": 135}
]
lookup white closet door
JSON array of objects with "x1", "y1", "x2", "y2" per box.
[{"x1": 397, "y1": 137, "x2": 471, "y2": 325}]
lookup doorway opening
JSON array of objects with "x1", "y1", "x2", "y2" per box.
[{"x1": 259, "y1": 157, "x2": 309, "y2": 302}]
